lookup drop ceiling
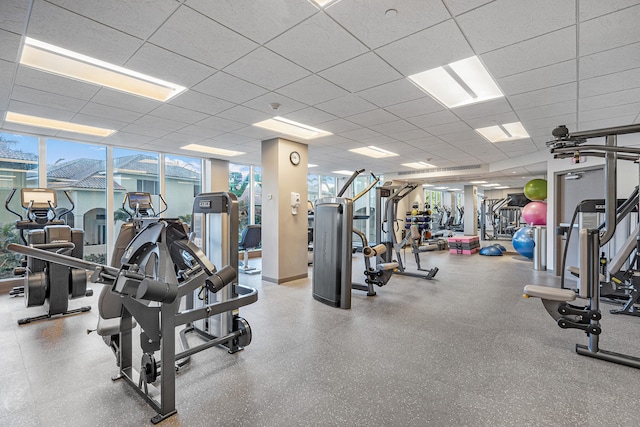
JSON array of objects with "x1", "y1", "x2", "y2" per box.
[{"x1": 1, "y1": 0, "x2": 640, "y2": 190}]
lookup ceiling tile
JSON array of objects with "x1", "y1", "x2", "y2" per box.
[
  {"x1": 121, "y1": 123, "x2": 171, "y2": 138},
  {"x1": 105, "y1": 131, "x2": 155, "y2": 147},
  {"x1": 90, "y1": 88, "x2": 160, "y2": 114},
  {"x1": 497, "y1": 60, "x2": 576, "y2": 96},
  {"x1": 579, "y1": 67, "x2": 640, "y2": 98},
  {"x1": 385, "y1": 96, "x2": 444, "y2": 118},
  {"x1": 0, "y1": 29, "x2": 20, "y2": 62},
  {"x1": 175, "y1": 125, "x2": 225, "y2": 139},
  {"x1": 327, "y1": 0, "x2": 450, "y2": 49},
  {"x1": 193, "y1": 72, "x2": 268, "y2": 104},
  {"x1": 47, "y1": 0, "x2": 179, "y2": 39},
  {"x1": 195, "y1": 115, "x2": 245, "y2": 132},
  {"x1": 428, "y1": 121, "x2": 472, "y2": 136},
  {"x1": 314, "y1": 118, "x2": 360, "y2": 134},
  {"x1": 233, "y1": 125, "x2": 279, "y2": 141},
  {"x1": 216, "y1": 105, "x2": 272, "y2": 125},
  {"x1": 316, "y1": 95, "x2": 377, "y2": 117},
  {"x1": 27, "y1": 0, "x2": 142, "y2": 64},
  {"x1": 516, "y1": 100, "x2": 576, "y2": 121},
  {"x1": 464, "y1": 111, "x2": 520, "y2": 129},
  {"x1": 339, "y1": 127, "x2": 382, "y2": 141},
  {"x1": 186, "y1": 0, "x2": 316, "y2": 44},
  {"x1": 134, "y1": 114, "x2": 187, "y2": 132},
  {"x1": 346, "y1": 108, "x2": 398, "y2": 127},
  {"x1": 14, "y1": 66, "x2": 100, "y2": 100},
  {"x1": 0, "y1": 0, "x2": 30, "y2": 34},
  {"x1": 376, "y1": 19, "x2": 473, "y2": 76},
  {"x1": 579, "y1": 4, "x2": 640, "y2": 56},
  {"x1": 223, "y1": 47, "x2": 310, "y2": 90},
  {"x1": 266, "y1": 13, "x2": 368, "y2": 73},
  {"x1": 578, "y1": 102, "x2": 640, "y2": 123},
  {"x1": 242, "y1": 92, "x2": 307, "y2": 115},
  {"x1": 276, "y1": 74, "x2": 347, "y2": 106},
  {"x1": 579, "y1": 87, "x2": 640, "y2": 112},
  {"x1": 456, "y1": 0, "x2": 575, "y2": 54},
  {"x1": 125, "y1": 43, "x2": 216, "y2": 88},
  {"x1": 507, "y1": 82, "x2": 576, "y2": 110},
  {"x1": 407, "y1": 110, "x2": 459, "y2": 128},
  {"x1": 370, "y1": 120, "x2": 417, "y2": 135},
  {"x1": 168, "y1": 90, "x2": 235, "y2": 115},
  {"x1": 71, "y1": 113, "x2": 128, "y2": 131},
  {"x1": 149, "y1": 104, "x2": 210, "y2": 124},
  {"x1": 284, "y1": 107, "x2": 337, "y2": 125},
  {"x1": 149, "y1": 6, "x2": 257, "y2": 69},
  {"x1": 579, "y1": 42, "x2": 640, "y2": 80},
  {"x1": 8, "y1": 99, "x2": 75, "y2": 121},
  {"x1": 443, "y1": 0, "x2": 493, "y2": 16},
  {"x1": 11, "y1": 85, "x2": 87, "y2": 113},
  {"x1": 319, "y1": 52, "x2": 403, "y2": 92},
  {"x1": 79, "y1": 102, "x2": 144, "y2": 124},
  {"x1": 0, "y1": 59, "x2": 13, "y2": 105},
  {"x1": 578, "y1": 0, "x2": 640, "y2": 21},
  {"x1": 392, "y1": 129, "x2": 432, "y2": 142},
  {"x1": 357, "y1": 79, "x2": 425, "y2": 107},
  {"x1": 481, "y1": 27, "x2": 575, "y2": 79}
]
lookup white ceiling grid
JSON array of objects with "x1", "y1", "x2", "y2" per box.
[{"x1": 0, "y1": 0, "x2": 638, "y2": 188}]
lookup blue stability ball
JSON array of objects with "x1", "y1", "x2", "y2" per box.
[
  {"x1": 492, "y1": 244, "x2": 507, "y2": 252},
  {"x1": 512, "y1": 227, "x2": 535, "y2": 259},
  {"x1": 480, "y1": 246, "x2": 503, "y2": 256}
]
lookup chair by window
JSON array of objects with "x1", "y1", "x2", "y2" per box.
[{"x1": 239, "y1": 224, "x2": 261, "y2": 274}]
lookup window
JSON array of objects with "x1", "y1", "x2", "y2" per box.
[
  {"x1": 320, "y1": 176, "x2": 336, "y2": 198},
  {"x1": 253, "y1": 166, "x2": 262, "y2": 226},
  {"x1": 164, "y1": 154, "x2": 202, "y2": 223},
  {"x1": 47, "y1": 138, "x2": 107, "y2": 264},
  {"x1": 0, "y1": 132, "x2": 39, "y2": 278},
  {"x1": 308, "y1": 174, "x2": 319, "y2": 202},
  {"x1": 229, "y1": 163, "x2": 251, "y2": 236}
]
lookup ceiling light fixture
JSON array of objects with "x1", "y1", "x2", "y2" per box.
[
  {"x1": 20, "y1": 37, "x2": 186, "y2": 102},
  {"x1": 4, "y1": 111, "x2": 116, "y2": 137},
  {"x1": 449, "y1": 188, "x2": 461, "y2": 191},
  {"x1": 310, "y1": 0, "x2": 342, "y2": 9},
  {"x1": 482, "y1": 183, "x2": 501, "y2": 187},
  {"x1": 349, "y1": 146, "x2": 398, "y2": 158},
  {"x1": 407, "y1": 56, "x2": 503, "y2": 108},
  {"x1": 252, "y1": 116, "x2": 332, "y2": 140},
  {"x1": 434, "y1": 186, "x2": 448, "y2": 190},
  {"x1": 475, "y1": 122, "x2": 530, "y2": 143},
  {"x1": 494, "y1": 186, "x2": 510, "y2": 189},
  {"x1": 181, "y1": 144, "x2": 244, "y2": 157},
  {"x1": 402, "y1": 161, "x2": 436, "y2": 169},
  {"x1": 332, "y1": 170, "x2": 356, "y2": 176},
  {"x1": 470, "y1": 180, "x2": 487, "y2": 184},
  {"x1": 308, "y1": 164, "x2": 318, "y2": 168}
]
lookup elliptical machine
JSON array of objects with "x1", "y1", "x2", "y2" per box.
[{"x1": 6, "y1": 188, "x2": 92, "y2": 325}]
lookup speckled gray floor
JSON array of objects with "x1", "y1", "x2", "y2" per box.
[{"x1": 2, "y1": 242, "x2": 640, "y2": 427}]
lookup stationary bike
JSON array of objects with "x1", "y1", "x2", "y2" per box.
[{"x1": 6, "y1": 188, "x2": 92, "y2": 325}]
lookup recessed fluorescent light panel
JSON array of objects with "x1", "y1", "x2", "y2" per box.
[
  {"x1": 482, "y1": 183, "x2": 501, "y2": 187},
  {"x1": 434, "y1": 186, "x2": 448, "y2": 190},
  {"x1": 20, "y1": 38, "x2": 186, "y2": 102},
  {"x1": 408, "y1": 56, "x2": 503, "y2": 108},
  {"x1": 402, "y1": 161, "x2": 436, "y2": 169},
  {"x1": 470, "y1": 180, "x2": 487, "y2": 184},
  {"x1": 422, "y1": 184, "x2": 434, "y2": 187},
  {"x1": 308, "y1": 164, "x2": 318, "y2": 168},
  {"x1": 181, "y1": 144, "x2": 244, "y2": 157},
  {"x1": 494, "y1": 186, "x2": 510, "y2": 189},
  {"x1": 252, "y1": 116, "x2": 332, "y2": 140},
  {"x1": 4, "y1": 111, "x2": 116, "y2": 137},
  {"x1": 449, "y1": 188, "x2": 461, "y2": 191},
  {"x1": 310, "y1": 0, "x2": 342, "y2": 8},
  {"x1": 349, "y1": 146, "x2": 398, "y2": 158},
  {"x1": 332, "y1": 170, "x2": 355, "y2": 176},
  {"x1": 476, "y1": 122, "x2": 530, "y2": 143}
]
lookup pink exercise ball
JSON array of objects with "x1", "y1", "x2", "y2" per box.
[{"x1": 522, "y1": 201, "x2": 547, "y2": 225}]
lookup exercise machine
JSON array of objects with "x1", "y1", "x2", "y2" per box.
[
  {"x1": 524, "y1": 123, "x2": 640, "y2": 369},
  {"x1": 9, "y1": 191, "x2": 258, "y2": 423},
  {"x1": 375, "y1": 182, "x2": 439, "y2": 280},
  {"x1": 313, "y1": 169, "x2": 395, "y2": 308},
  {"x1": 6, "y1": 188, "x2": 92, "y2": 325}
]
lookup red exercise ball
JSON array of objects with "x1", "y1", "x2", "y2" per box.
[{"x1": 522, "y1": 201, "x2": 547, "y2": 225}]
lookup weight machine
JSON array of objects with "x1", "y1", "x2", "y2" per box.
[
  {"x1": 9, "y1": 191, "x2": 258, "y2": 423},
  {"x1": 5, "y1": 188, "x2": 92, "y2": 325},
  {"x1": 375, "y1": 182, "x2": 439, "y2": 280},
  {"x1": 524, "y1": 123, "x2": 640, "y2": 369}
]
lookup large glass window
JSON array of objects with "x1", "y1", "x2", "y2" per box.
[
  {"x1": 47, "y1": 139, "x2": 107, "y2": 264},
  {"x1": 253, "y1": 166, "x2": 262, "y2": 226},
  {"x1": 0, "y1": 133, "x2": 39, "y2": 278},
  {"x1": 308, "y1": 174, "x2": 319, "y2": 202},
  {"x1": 164, "y1": 154, "x2": 202, "y2": 223},
  {"x1": 229, "y1": 163, "x2": 251, "y2": 235},
  {"x1": 320, "y1": 176, "x2": 336, "y2": 198},
  {"x1": 113, "y1": 148, "x2": 160, "y2": 233}
]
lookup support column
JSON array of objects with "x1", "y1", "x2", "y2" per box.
[
  {"x1": 463, "y1": 185, "x2": 478, "y2": 236},
  {"x1": 261, "y1": 138, "x2": 308, "y2": 284},
  {"x1": 205, "y1": 158, "x2": 229, "y2": 192}
]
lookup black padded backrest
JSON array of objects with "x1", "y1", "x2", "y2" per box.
[{"x1": 239, "y1": 225, "x2": 261, "y2": 250}]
